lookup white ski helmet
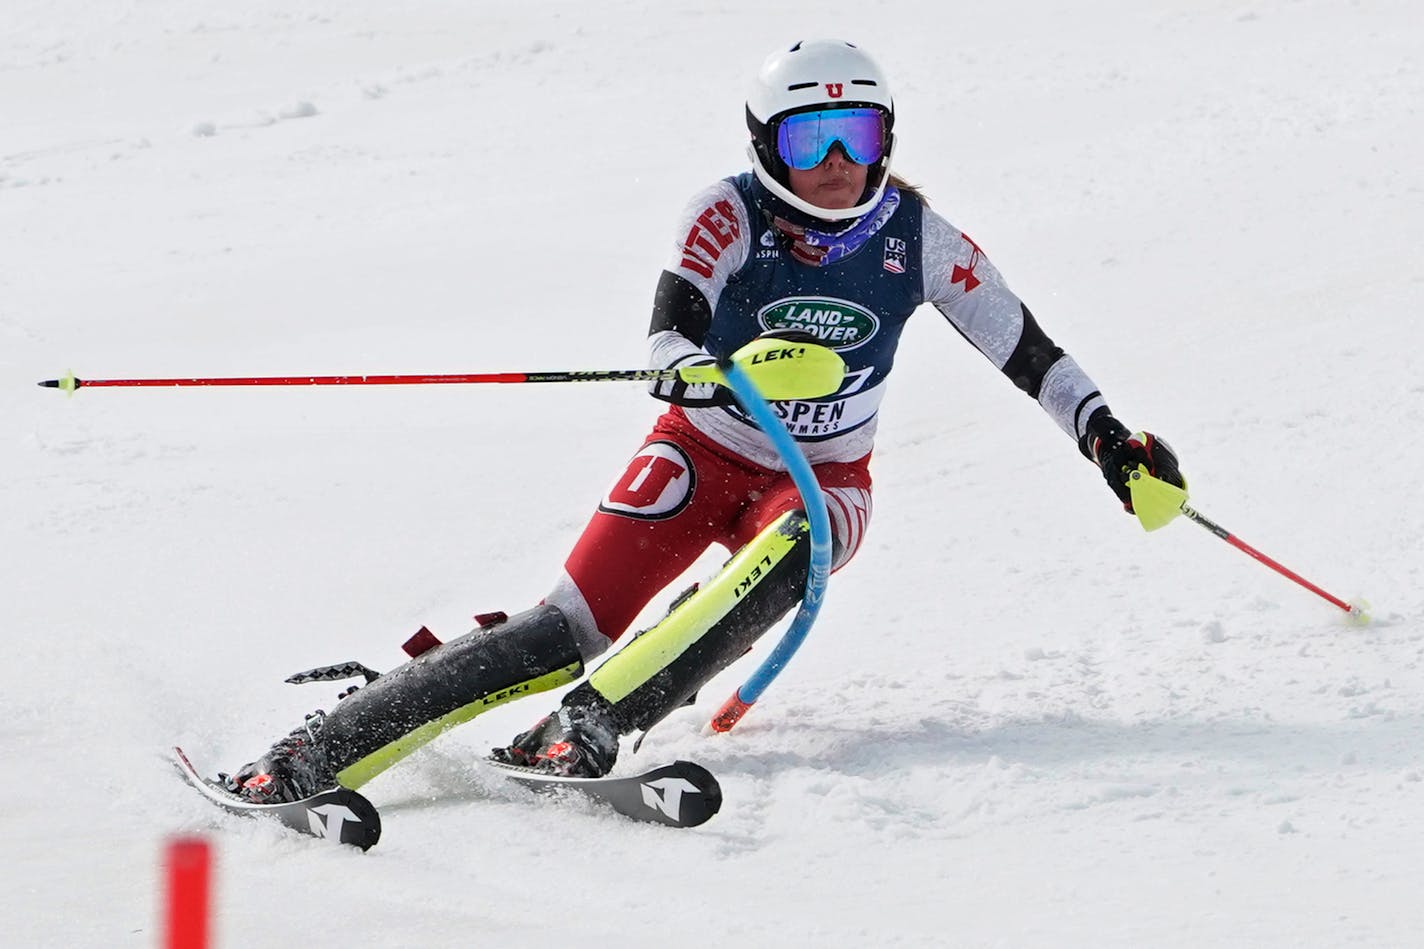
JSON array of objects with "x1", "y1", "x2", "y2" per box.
[{"x1": 746, "y1": 39, "x2": 896, "y2": 221}]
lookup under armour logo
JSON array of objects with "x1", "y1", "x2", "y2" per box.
[
  {"x1": 641, "y1": 777, "x2": 699, "y2": 819},
  {"x1": 825, "y1": 83, "x2": 843, "y2": 99},
  {"x1": 951, "y1": 232, "x2": 985, "y2": 293},
  {"x1": 307, "y1": 802, "x2": 360, "y2": 840}
]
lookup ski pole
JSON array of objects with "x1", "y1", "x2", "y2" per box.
[
  {"x1": 38, "y1": 367, "x2": 705, "y2": 392},
  {"x1": 1126, "y1": 466, "x2": 1368, "y2": 622},
  {"x1": 708, "y1": 359, "x2": 834, "y2": 733},
  {"x1": 37, "y1": 341, "x2": 849, "y2": 401}
]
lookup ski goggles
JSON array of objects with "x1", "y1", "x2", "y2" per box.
[{"x1": 775, "y1": 108, "x2": 887, "y2": 170}]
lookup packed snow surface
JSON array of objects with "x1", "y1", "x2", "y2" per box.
[{"x1": 4, "y1": 1, "x2": 1422, "y2": 946}]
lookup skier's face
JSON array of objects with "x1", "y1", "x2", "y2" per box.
[{"x1": 787, "y1": 142, "x2": 868, "y2": 212}]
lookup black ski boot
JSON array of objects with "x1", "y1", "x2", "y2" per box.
[
  {"x1": 221, "y1": 711, "x2": 334, "y2": 804},
  {"x1": 493, "y1": 694, "x2": 620, "y2": 778}
]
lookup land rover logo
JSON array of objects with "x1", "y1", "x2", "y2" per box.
[{"x1": 757, "y1": 297, "x2": 879, "y2": 351}]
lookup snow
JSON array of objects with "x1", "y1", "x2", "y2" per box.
[{"x1": 4, "y1": 0, "x2": 1422, "y2": 945}]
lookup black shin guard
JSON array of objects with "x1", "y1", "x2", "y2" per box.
[
  {"x1": 566, "y1": 511, "x2": 811, "y2": 735},
  {"x1": 321, "y1": 605, "x2": 583, "y2": 788}
]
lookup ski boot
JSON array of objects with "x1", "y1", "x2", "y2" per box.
[
  {"x1": 493, "y1": 693, "x2": 620, "y2": 778},
  {"x1": 221, "y1": 711, "x2": 334, "y2": 804}
]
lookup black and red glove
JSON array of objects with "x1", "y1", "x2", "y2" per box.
[{"x1": 1080, "y1": 413, "x2": 1185, "y2": 513}]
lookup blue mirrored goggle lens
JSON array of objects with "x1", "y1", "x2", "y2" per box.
[{"x1": 775, "y1": 108, "x2": 886, "y2": 170}]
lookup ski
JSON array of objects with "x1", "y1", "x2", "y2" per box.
[
  {"x1": 484, "y1": 758, "x2": 722, "y2": 828},
  {"x1": 172, "y1": 746, "x2": 381, "y2": 851}
]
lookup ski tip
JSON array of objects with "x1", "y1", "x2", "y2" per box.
[{"x1": 172, "y1": 746, "x2": 201, "y2": 780}]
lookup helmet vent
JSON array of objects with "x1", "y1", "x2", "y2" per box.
[
  {"x1": 786, "y1": 81, "x2": 818, "y2": 91},
  {"x1": 852, "y1": 79, "x2": 878, "y2": 86}
]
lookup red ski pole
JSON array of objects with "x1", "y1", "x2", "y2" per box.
[
  {"x1": 37, "y1": 343, "x2": 848, "y2": 400},
  {"x1": 37, "y1": 367, "x2": 695, "y2": 392},
  {"x1": 1127, "y1": 466, "x2": 1368, "y2": 622},
  {"x1": 1177, "y1": 503, "x2": 1364, "y2": 617}
]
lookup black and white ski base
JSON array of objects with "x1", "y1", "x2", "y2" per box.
[
  {"x1": 484, "y1": 758, "x2": 721, "y2": 828},
  {"x1": 173, "y1": 747, "x2": 381, "y2": 851}
]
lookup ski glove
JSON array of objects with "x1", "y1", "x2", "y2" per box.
[
  {"x1": 649, "y1": 330, "x2": 826, "y2": 409},
  {"x1": 1080, "y1": 412, "x2": 1185, "y2": 513},
  {"x1": 648, "y1": 353, "x2": 734, "y2": 408}
]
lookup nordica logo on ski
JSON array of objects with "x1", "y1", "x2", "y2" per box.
[
  {"x1": 757, "y1": 297, "x2": 879, "y2": 351},
  {"x1": 306, "y1": 802, "x2": 361, "y2": 841},
  {"x1": 640, "y1": 776, "x2": 700, "y2": 820}
]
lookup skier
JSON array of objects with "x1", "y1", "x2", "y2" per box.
[{"x1": 223, "y1": 39, "x2": 1184, "y2": 803}]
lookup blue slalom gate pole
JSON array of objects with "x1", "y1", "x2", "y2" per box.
[{"x1": 709, "y1": 360, "x2": 833, "y2": 732}]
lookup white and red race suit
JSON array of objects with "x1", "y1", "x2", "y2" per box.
[{"x1": 545, "y1": 173, "x2": 1110, "y2": 659}]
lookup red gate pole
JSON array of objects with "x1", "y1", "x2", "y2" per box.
[{"x1": 164, "y1": 835, "x2": 212, "y2": 949}]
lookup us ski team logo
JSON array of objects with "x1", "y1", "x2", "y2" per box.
[
  {"x1": 883, "y1": 237, "x2": 906, "y2": 274},
  {"x1": 757, "y1": 296, "x2": 880, "y2": 351},
  {"x1": 599, "y1": 441, "x2": 695, "y2": 520}
]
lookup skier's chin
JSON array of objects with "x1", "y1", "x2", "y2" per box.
[{"x1": 811, "y1": 183, "x2": 859, "y2": 210}]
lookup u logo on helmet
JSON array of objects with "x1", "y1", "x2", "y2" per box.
[
  {"x1": 599, "y1": 441, "x2": 696, "y2": 520},
  {"x1": 825, "y1": 82, "x2": 843, "y2": 98}
]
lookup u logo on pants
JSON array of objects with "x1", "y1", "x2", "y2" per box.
[{"x1": 597, "y1": 441, "x2": 696, "y2": 520}]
